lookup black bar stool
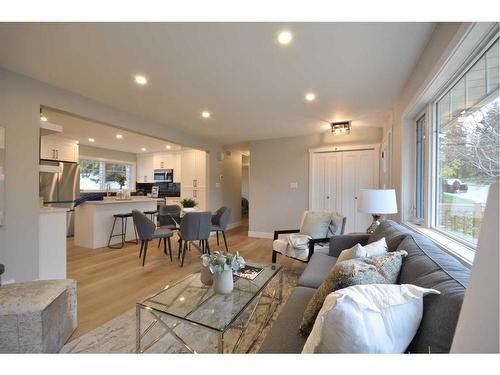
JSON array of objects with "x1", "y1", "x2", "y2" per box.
[
  {"x1": 144, "y1": 210, "x2": 159, "y2": 224},
  {"x1": 107, "y1": 212, "x2": 138, "y2": 249}
]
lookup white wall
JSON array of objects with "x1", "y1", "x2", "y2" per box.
[
  {"x1": 221, "y1": 151, "x2": 242, "y2": 226},
  {"x1": 249, "y1": 127, "x2": 383, "y2": 236},
  {"x1": 79, "y1": 144, "x2": 137, "y2": 164},
  {"x1": 0, "y1": 68, "x2": 231, "y2": 282}
]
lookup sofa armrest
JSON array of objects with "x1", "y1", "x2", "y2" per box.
[
  {"x1": 307, "y1": 237, "x2": 330, "y2": 261},
  {"x1": 329, "y1": 234, "x2": 370, "y2": 257},
  {"x1": 273, "y1": 229, "x2": 300, "y2": 240}
]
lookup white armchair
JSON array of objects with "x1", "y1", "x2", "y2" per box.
[{"x1": 272, "y1": 211, "x2": 346, "y2": 263}]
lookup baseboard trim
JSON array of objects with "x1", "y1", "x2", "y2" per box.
[
  {"x1": 209, "y1": 221, "x2": 242, "y2": 236},
  {"x1": 227, "y1": 221, "x2": 242, "y2": 230},
  {"x1": 247, "y1": 231, "x2": 274, "y2": 239}
]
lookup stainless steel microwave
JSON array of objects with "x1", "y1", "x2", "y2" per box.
[{"x1": 153, "y1": 169, "x2": 173, "y2": 182}]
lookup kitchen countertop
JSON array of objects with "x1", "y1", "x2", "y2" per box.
[{"x1": 82, "y1": 197, "x2": 164, "y2": 205}]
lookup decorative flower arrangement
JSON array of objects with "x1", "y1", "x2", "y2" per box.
[
  {"x1": 201, "y1": 251, "x2": 246, "y2": 276},
  {"x1": 180, "y1": 198, "x2": 197, "y2": 208},
  {"x1": 115, "y1": 174, "x2": 127, "y2": 189}
]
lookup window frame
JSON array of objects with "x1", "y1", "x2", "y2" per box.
[
  {"x1": 429, "y1": 35, "x2": 499, "y2": 248},
  {"x1": 414, "y1": 114, "x2": 426, "y2": 222},
  {"x1": 79, "y1": 155, "x2": 136, "y2": 192}
]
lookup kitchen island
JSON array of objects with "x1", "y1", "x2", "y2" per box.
[{"x1": 74, "y1": 197, "x2": 161, "y2": 249}]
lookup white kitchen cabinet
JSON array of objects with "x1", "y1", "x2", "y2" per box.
[
  {"x1": 181, "y1": 149, "x2": 207, "y2": 210},
  {"x1": 136, "y1": 154, "x2": 154, "y2": 183},
  {"x1": 40, "y1": 135, "x2": 79, "y2": 163},
  {"x1": 181, "y1": 149, "x2": 206, "y2": 188}
]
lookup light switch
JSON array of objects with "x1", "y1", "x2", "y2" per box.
[
  {"x1": 290, "y1": 182, "x2": 298, "y2": 189},
  {"x1": 215, "y1": 182, "x2": 221, "y2": 188}
]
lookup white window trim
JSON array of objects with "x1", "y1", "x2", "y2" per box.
[
  {"x1": 80, "y1": 154, "x2": 136, "y2": 192},
  {"x1": 401, "y1": 23, "x2": 499, "y2": 262},
  {"x1": 404, "y1": 222, "x2": 474, "y2": 267}
]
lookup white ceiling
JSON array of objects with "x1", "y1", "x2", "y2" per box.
[
  {"x1": 43, "y1": 108, "x2": 182, "y2": 154},
  {"x1": 0, "y1": 23, "x2": 436, "y2": 144}
]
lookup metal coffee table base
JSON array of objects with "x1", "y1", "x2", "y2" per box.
[{"x1": 136, "y1": 270, "x2": 283, "y2": 354}]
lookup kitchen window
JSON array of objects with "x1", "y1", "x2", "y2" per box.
[
  {"x1": 433, "y1": 37, "x2": 499, "y2": 247},
  {"x1": 80, "y1": 158, "x2": 133, "y2": 191}
]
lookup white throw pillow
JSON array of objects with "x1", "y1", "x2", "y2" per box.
[
  {"x1": 363, "y1": 237, "x2": 388, "y2": 256},
  {"x1": 302, "y1": 284, "x2": 440, "y2": 353},
  {"x1": 336, "y1": 243, "x2": 367, "y2": 263},
  {"x1": 299, "y1": 211, "x2": 332, "y2": 239}
]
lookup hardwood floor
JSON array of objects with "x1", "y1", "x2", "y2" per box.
[{"x1": 67, "y1": 217, "x2": 305, "y2": 341}]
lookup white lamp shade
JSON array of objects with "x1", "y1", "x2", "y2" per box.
[
  {"x1": 358, "y1": 189, "x2": 398, "y2": 214},
  {"x1": 451, "y1": 182, "x2": 499, "y2": 353}
]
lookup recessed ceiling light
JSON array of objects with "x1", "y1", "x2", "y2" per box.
[
  {"x1": 88, "y1": 138, "x2": 95, "y2": 142},
  {"x1": 166, "y1": 145, "x2": 171, "y2": 149},
  {"x1": 305, "y1": 93, "x2": 316, "y2": 101},
  {"x1": 277, "y1": 31, "x2": 293, "y2": 45},
  {"x1": 201, "y1": 111, "x2": 211, "y2": 119},
  {"x1": 141, "y1": 147, "x2": 147, "y2": 152},
  {"x1": 134, "y1": 75, "x2": 147, "y2": 85},
  {"x1": 40, "y1": 115, "x2": 48, "y2": 122},
  {"x1": 116, "y1": 134, "x2": 123, "y2": 139}
]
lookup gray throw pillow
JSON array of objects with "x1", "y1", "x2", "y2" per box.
[{"x1": 298, "y1": 250, "x2": 408, "y2": 336}]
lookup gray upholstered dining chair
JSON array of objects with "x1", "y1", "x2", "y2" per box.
[
  {"x1": 178, "y1": 211, "x2": 212, "y2": 267},
  {"x1": 211, "y1": 207, "x2": 231, "y2": 251},
  {"x1": 158, "y1": 204, "x2": 181, "y2": 230},
  {"x1": 157, "y1": 204, "x2": 182, "y2": 249},
  {"x1": 132, "y1": 209, "x2": 174, "y2": 266}
]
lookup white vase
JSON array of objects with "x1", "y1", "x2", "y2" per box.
[
  {"x1": 213, "y1": 269, "x2": 234, "y2": 294},
  {"x1": 200, "y1": 265, "x2": 213, "y2": 285},
  {"x1": 182, "y1": 207, "x2": 196, "y2": 213}
]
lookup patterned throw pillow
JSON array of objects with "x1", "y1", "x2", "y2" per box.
[{"x1": 298, "y1": 250, "x2": 408, "y2": 336}]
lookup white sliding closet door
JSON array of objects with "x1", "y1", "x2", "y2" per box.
[
  {"x1": 310, "y1": 146, "x2": 379, "y2": 234},
  {"x1": 341, "y1": 149, "x2": 378, "y2": 233},
  {"x1": 311, "y1": 152, "x2": 341, "y2": 212}
]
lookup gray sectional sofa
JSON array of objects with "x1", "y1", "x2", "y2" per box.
[{"x1": 259, "y1": 220, "x2": 471, "y2": 353}]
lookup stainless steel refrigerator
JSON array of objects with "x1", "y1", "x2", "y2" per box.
[{"x1": 39, "y1": 160, "x2": 80, "y2": 237}]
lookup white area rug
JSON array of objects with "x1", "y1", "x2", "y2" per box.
[{"x1": 61, "y1": 268, "x2": 301, "y2": 353}]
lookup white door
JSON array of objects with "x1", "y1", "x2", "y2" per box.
[
  {"x1": 341, "y1": 149, "x2": 378, "y2": 233},
  {"x1": 311, "y1": 152, "x2": 341, "y2": 212}
]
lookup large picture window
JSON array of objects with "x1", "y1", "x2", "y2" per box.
[
  {"x1": 80, "y1": 159, "x2": 132, "y2": 191},
  {"x1": 434, "y1": 38, "x2": 499, "y2": 246}
]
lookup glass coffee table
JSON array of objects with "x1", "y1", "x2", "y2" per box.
[{"x1": 136, "y1": 262, "x2": 282, "y2": 353}]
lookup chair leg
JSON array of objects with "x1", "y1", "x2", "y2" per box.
[
  {"x1": 158, "y1": 238, "x2": 162, "y2": 248},
  {"x1": 107, "y1": 217, "x2": 118, "y2": 248},
  {"x1": 201, "y1": 240, "x2": 205, "y2": 254},
  {"x1": 139, "y1": 240, "x2": 144, "y2": 258},
  {"x1": 142, "y1": 240, "x2": 149, "y2": 266},
  {"x1": 122, "y1": 217, "x2": 127, "y2": 247},
  {"x1": 167, "y1": 237, "x2": 173, "y2": 262},
  {"x1": 222, "y1": 231, "x2": 228, "y2": 251},
  {"x1": 180, "y1": 241, "x2": 187, "y2": 267},
  {"x1": 178, "y1": 239, "x2": 182, "y2": 260},
  {"x1": 272, "y1": 250, "x2": 278, "y2": 263},
  {"x1": 216, "y1": 231, "x2": 219, "y2": 246},
  {"x1": 163, "y1": 236, "x2": 167, "y2": 255},
  {"x1": 206, "y1": 240, "x2": 211, "y2": 255},
  {"x1": 133, "y1": 220, "x2": 139, "y2": 244}
]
